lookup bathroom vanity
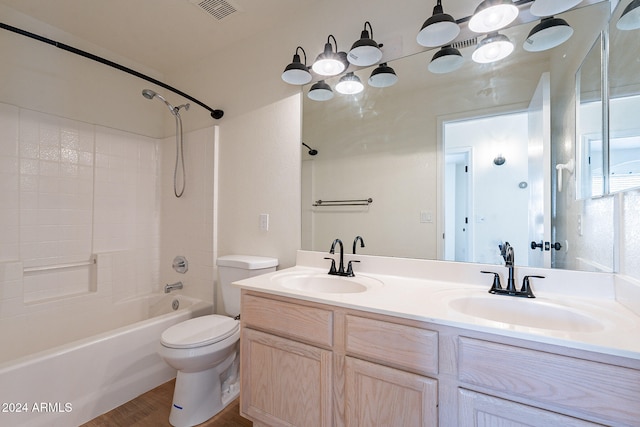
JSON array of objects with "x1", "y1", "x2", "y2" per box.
[{"x1": 235, "y1": 251, "x2": 640, "y2": 427}]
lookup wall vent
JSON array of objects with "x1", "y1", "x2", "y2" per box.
[{"x1": 190, "y1": 0, "x2": 240, "y2": 21}]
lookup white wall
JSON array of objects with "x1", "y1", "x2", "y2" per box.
[
  {"x1": 159, "y1": 126, "x2": 217, "y2": 303},
  {"x1": 217, "y1": 96, "x2": 301, "y2": 262}
]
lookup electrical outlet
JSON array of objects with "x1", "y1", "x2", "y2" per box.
[
  {"x1": 259, "y1": 213, "x2": 269, "y2": 231},
  {"x1": 577, "y1": 214, "x2": 583, "y2": 236}
]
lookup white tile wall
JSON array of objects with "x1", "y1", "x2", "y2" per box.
[
  {"x1": 0, "y1": 103, "x2": 163, "y2": 312},
  {"x1": 0, "y1": 102, "x2": 220, "y2": 362},
  {"x1": 0, "y1": 104, "x2": 20, "y2": 262}
]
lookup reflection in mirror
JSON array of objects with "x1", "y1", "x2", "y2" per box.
[
  {"x1": 609, "y1": 0, "x2": 640, "y2": 193},
  {"x1": 443, "y1": 110, "x2": 531, "y2": 266},
  {"x1": 302, "y1": 1, "x2": 613, "y2": 271},
  {"x1": 576, "y1": 34, "x2": 605, "y2": 199}
]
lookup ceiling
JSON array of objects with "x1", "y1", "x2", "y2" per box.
[
  {"x1": 0, "y1": 0, "x2": 323, "y2": 75},
  {"x1": 0, "y1": 0, "x2": 502, "y2": 76}
]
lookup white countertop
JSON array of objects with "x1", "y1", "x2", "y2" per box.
[{"x1": 234, "y1": 251, "x2": 640, "y2": 361}]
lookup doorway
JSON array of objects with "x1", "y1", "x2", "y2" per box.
[{"x1": 443, "y1": 110, "x2": 531, "y2": 265}]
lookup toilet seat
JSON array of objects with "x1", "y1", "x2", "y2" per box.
[{"x1": 161, "y1": 315, "x2": 239, "y2": 349}]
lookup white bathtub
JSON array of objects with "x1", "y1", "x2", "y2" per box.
[{"x1": 0, "y1": 293, "x2": 212, "y2": 427}]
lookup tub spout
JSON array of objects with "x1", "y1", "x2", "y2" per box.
[{"x1": 164, "y1": 281, "x2": 183, "y2": 293}]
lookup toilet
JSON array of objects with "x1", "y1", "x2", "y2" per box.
[{"x1": 158, "y1": 255, "x2": 278, "y2": 427}]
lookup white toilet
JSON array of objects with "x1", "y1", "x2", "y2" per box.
[{"x1": 158, "y1": 255, "x2": 278, "y2": 427}]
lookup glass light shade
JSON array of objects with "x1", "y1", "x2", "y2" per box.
[
  {"x1": 308, "y1": 80, "x2": 334, "y2": 101},
  {"x1": 348, "y1": 30, "x2": 383, "y2": 66},
  {"x1": 472, "y1": 33, "x2": 514, "y2": 63},
  {"x1": 428, "y1": 46, "x2": 464, "y2": 73},
  {"x1": 417, "y1": 3, "x2": 460, "y2": 47},
  {"x1": 530, "y1": 0, "x2": 583, "y2": 17},
  {"x1": 523, "y1": 17, "x2": 574, "y2": 52},
  {"x1": 368, "y1": 63, "x2": 398, "y2": 87},
  {"x1": 468, "y1": 0, "x2": 519, "y2": 33},
  {"x1": 335, "y1": 72, "x2": 364, "y2": 95},
  {"x1": 281, "y1": 53, "x2": 312, "y2": 85},
  {"x1": 617, "y1": 0, "x2": 640, "y2": 31},
  {"x1": 312, "y1": 42, "x2": 346, "y2": 76}
]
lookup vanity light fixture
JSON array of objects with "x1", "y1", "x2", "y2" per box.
[
  {"x1": 368, "y1": 63, "x2": 398, "y2": 87},
  {"x1": 523, "y1": 17, "x2": 574, "y2": 52},
  {"x1": 348, "y1": 21, "x2": 383, "y2": 67},
  {"x1": 530, "y1": 0, "x2": 583, "y2": 17},
  {"x1": 617, "y1": 0, "x2": 640, "y2": 31},
  {"x1": 281, "y1": 46, "x2": 312, "y2": 85},
  {"x1": 307, "y1": 80, "x2": 334, "y2": 101},
  {"x1": 472, "y1": 32, "x2": 514, "y2": 63},
  {"x1": 428, "y1": 45, "x2": 465, "y2": 73},
  {"x1": 468, "y1": 0, "x2": 519, "y2": 34},
  {"x1": 336, "y1": 72, "x2": 364, "y2": 94},
  {"x1": 312, "y1": 35, "x2": 348, "y2": 76},
  {"x1": 417, "y1": 0, "x2": 460, "y2": 47}
]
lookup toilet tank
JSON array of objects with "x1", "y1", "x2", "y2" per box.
[{"x1": 216, "y1": 255, "x2": 278, "y2": 317}]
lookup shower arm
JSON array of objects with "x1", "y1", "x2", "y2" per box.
[{"x1": 0, "y1": 22, "x2": 224, "y2": 120}]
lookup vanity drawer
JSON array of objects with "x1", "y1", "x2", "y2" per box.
[
  {"x1": 241, "y1": 293, "x2": 333, "y2": 347},
  {"x1": 345, "y1": 315, "x2": 438, "y2": 376},
  {"x1": 458, "y1": 337, "x2": 640, "y2": 426}
]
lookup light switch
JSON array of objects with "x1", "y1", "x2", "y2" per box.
[{"x1": 420, "y1": 211, "x2": 433, "y2": 223}]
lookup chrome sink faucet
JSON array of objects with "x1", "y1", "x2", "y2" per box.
[
  {"x1": 481, "y1": 242, "x2": 544, "y2": 298},
  {"x1": 164, "y1": 281, "x2": 183, "y2": 293}
]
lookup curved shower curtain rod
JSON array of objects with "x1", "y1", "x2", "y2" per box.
[{"x1": 0, "y1": 22, "x2": 224, "y2": 120}]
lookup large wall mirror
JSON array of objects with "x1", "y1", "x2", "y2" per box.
[{"x1": 302, "y1": 0, "x2": 617, "y2": 272}]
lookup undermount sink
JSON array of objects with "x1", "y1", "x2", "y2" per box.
[
  {"x1": 273, "y1": 272, "x2": 383, "y2": 294},
  {"x1": 448, "y1": 295, "x2": 605, "y2": 333}
]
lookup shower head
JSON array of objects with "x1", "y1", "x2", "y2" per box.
[
  {"x1": 142, "y1": 89, "x2": 178, "y2": 115},
  {"x1": 142, "y1": 89, "x2": 156, "y2": 100},
  {"x1": 302, "y1": 142, "x2": 318, "y2": 156}
]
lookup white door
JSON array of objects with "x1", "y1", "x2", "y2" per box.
[
  {"x1": 444, "y1": 149, "x2": 472, "y2": 262},
  {"x1": 527, "y1": 72, "x2": 552, "y2": 268}
]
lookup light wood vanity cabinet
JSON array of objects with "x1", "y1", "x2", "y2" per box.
[
  {"x1": 240, "y1": 293, "x2": 334, "y2": 427},
  {"x1": 343, "y1": 315, "x2": 439, "y2": 426},
  {"x1": 239, "y1": 290, "x2": 640, "y2": 427}
]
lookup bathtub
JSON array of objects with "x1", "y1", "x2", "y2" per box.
[{"x1": 0, "y1": 293, "x2": 212, "y2": 427}]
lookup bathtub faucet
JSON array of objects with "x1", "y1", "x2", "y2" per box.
[{"x1": 164, "y1": 281, "x2": 183, "y2": 293}]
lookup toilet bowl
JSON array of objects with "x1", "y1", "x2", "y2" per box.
[
  {"x1": 158, "y1": 254, "x2": 278, "y2": 427},
  {"x1": 159, "y1": 315, "x2": 241, "y2": 427}
]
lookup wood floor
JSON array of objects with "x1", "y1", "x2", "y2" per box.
[{"x1": 81, "y1": 379, "x2": 252, "y2": 427}]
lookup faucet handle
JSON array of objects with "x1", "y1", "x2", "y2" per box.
[
  {"x1": 324, "y1": 257, "x2": 337, "y2": 275},
  {"x1": 346, "y1": 260, "x2": 360, "y2": 277},
  {"x1": 481, "y1": 270, "x2": 502, "y2": 293},
  {"x1": 520, "y1": 275, "x2": 544, "y2": 298}
]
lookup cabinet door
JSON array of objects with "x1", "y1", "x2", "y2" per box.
[
  {"x1": 345, "y1": 357, "x2": 438, "y2": 427},
  {"x1": 458, "y1": 389, "x2": 605, "y2": 427},
  {"x1": 241, "y1": 328, "x2": 333, "y2": 427}
]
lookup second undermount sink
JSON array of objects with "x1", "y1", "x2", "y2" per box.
[
  {"x1": 448, "y1": 294, "x2": 605, "y2": 333},
  {"x1": 273, "y1": 272, "x2": 384, "y2": 294}
]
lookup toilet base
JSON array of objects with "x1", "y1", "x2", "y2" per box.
[{"x1": 168, "y1": 355, "x2": 239, "y2": 427}]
